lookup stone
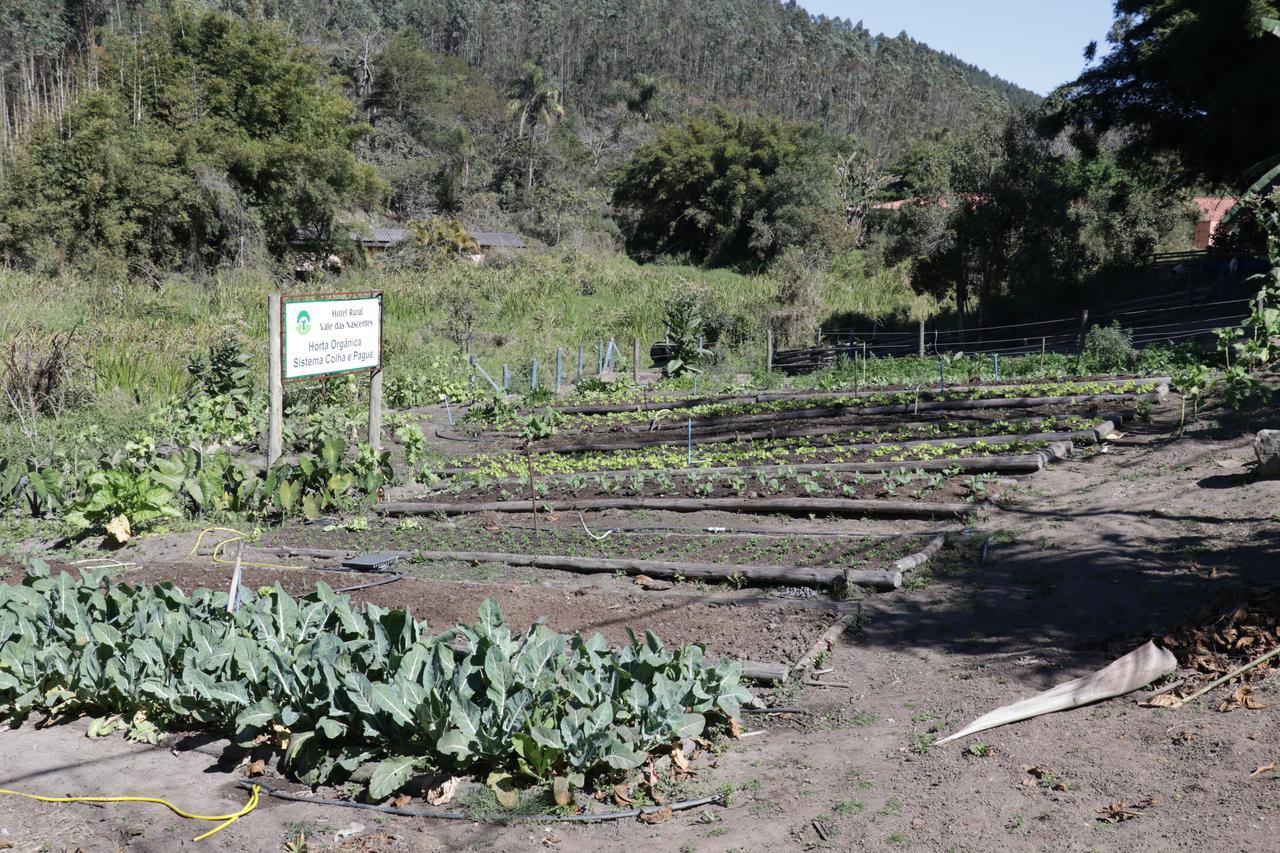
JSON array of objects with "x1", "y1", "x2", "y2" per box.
[{"x1": 1255, "y1": 430, "x2": 1280, "y2": 477}]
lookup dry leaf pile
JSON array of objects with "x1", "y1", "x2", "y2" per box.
[{"x1": 1149, "y1": 589, "x2": 1280, "y2": 709}]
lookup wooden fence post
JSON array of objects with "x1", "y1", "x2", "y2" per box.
[
  {"x1": 267, "y1": 294, "x2": 283, "y2": 467},
  {"x1": 918, "y1": 318, "x2": 925, "y2": 358},
  {"x1": 368, "y1": 367, "x2": 383, "y2": 450},
  {"x1": 765, "y1": 328, "x2": 774, "y2": 374}
]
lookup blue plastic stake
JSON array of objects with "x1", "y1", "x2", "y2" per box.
[
  {"x1": 555, "y1": 349, "x2": 562, "y2": 393},
  {"x1": 578, "y1": 344, "x2": 584, "y2": 378},
  {"x1": 598, "y1": 339, "x2": 604, "y2": 374},
  {"x1": 939, "y1": 359, "x2": 945, "y2": 392},
  {"x1": 502, "y1": 363, "x2": 510, "y2": 391},
  {"x1": 693, "y1": 375, "x2": 698, "y2": 396},
  {"x1": 531, "y1": 357, "x2": 539, "y2": 389},
  {"x1": 444, "y1": 396, "x2": 454, "y2": 426},
  {"x1": 994, "y1": 353, "x2": 1000, "y2": 381},
  {"x1": 687, "y1": 417, "x2": 693, "y2": 467}
]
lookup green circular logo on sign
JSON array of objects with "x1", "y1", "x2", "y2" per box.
[{"x1": 296, "y1": 310, "x2": 311, "y2": 335}]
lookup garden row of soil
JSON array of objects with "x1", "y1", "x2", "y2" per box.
[
  {"x1": 422, "y1": 441, "x2": 1075, "y2": 493},
  {"x1": 434, "y1": 409, "x2": 1101, "y2": 469},
  {"x1": 10, "y1": 559, "x2": 833, "y2": 665},
  {"x1": 272, "y1": 545, "x2": 902, "y2": 589},
  {"x1": 550, "y1": 375, "x2": 1171, "y2": 415},
  {"x1": 260, "y1": 523, "x2": 931, "y2": 568},
  {"x1": 550, "y1": 385, "x2": 1161, "y2": 432},
  {"x1": 428, "y1": 466, "x2": 985, "y2": 504},
  {"x1": 440, "y1": 395, "x2": 1147, "y2": 450}
]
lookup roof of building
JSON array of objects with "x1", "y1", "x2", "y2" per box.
[
  {"x1": 469, "y1": 229, "x2": 526, "y2": 248},
  {"x1": 361, "y1": 226, "x2": 409, "y2": 246},
  {"x1": 292, "y1": 224, "x2": 526, "y2": 249},
  {"x1": 1193, "y1": 196, "x2": 1238, "y2": 221}
]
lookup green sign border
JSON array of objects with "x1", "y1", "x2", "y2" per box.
[{"x1": 280, "y1": 292, "x2": 383, "y2": 383}]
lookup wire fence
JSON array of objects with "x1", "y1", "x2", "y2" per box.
[{"x1": 811, "y1": 294, "x2": 1256, "y2": 361}]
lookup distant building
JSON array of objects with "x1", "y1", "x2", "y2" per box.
[
  {"x1": 1192, "y1": 196, "x2": 1237, "y2": 250},
  {"x1": 291, "y1": 225, "x2": 525, "y2": 254},
  {"x1": 468, "y1": 230, "x2": 527, "y2": 250}
]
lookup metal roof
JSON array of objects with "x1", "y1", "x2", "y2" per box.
[
  {"x1": 357, "y1": 226, "x2": 409, "y2": 247},
  {"x1": 468, "y1": 230, "x2": 526, "y2": 248}
]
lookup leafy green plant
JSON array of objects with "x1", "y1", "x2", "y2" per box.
[
  {"x1": 661, "y1": 294, "x2": 711, "y2": 377},
  {"x1": 395, "y1": 423, "x2": 427, "y2": 467},
  {"x1": 0, "y1": 563, "x2": 752, "y2": 800},
  {"x1": 1082, "y1": 322, "x2": 1136, "y2": 373},
  {"x1": 64, "y1": 467, "x2": 181, "y2": 539}
]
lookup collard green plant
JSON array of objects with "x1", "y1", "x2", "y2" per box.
[
  {"x1": 662, "y1": 295, "x2": 712, "y2": 377},
  {"x1": 0, "y1": 564, "x2": 751, "y2": 800}
]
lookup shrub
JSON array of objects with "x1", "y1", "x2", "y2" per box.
[{"x1": 1082, "y1": 322, "x2": 1136, "y2": 373}]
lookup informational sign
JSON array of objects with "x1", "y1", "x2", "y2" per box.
[{"x1": 281, "y1": 293, "x2": 382, "y2": 381}]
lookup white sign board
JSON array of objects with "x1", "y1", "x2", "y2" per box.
[{"x1": 282, "y1": 294, "x2": 382, "y2": 381}]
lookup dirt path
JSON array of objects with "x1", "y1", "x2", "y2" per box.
[{"x1": 5, "y1": 402, "x2": 1280, "y2": 851}]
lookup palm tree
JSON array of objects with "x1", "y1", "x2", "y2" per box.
[{"x1": 507, "y1": 63, "x2": 563, "y2": 192}]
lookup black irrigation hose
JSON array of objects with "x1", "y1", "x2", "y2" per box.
[
  {"x1": 237, "y1": 779, "x2": 725, "y2": 823},
  {"x1": 332, "y1": 573, "x2": 406, "y2": 594}
]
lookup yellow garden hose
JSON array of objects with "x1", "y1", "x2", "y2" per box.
[
  {"x1": 189, "y1": 527, "x2": 305, "y2": 572},
  {"x1": 0, "y1": 784, "x2": 260, "y2": 842}
]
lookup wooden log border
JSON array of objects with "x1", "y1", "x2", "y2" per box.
[{"x1": 376, "y1": 495, "x2": 974, "y2": 520}]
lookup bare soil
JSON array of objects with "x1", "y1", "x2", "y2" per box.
[{"x1": 6, "y1": 395, "x2": 1280, "y2": 852}]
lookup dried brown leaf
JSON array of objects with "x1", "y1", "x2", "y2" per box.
[
  {"x1": 391, "y1": 793, "x2": 413, "y2": 808},
  {"x1": 1139, "y1": 693, "x2": 1181, "y2": 708},
  {"x1": 729, "y1": 717, "x2": 742, "y2": 739},
  {"x1": 612, "y1": 783, "x2": 633, "y2": 806},
  {"x1": 552, "y1": 776, "x2": 572, "y2": 807},
  {"x1": 1250, "y1": 761, "x2": 1276, "y2": 779},
  {"x1": 426, "y1": 777, "x2": 462, "y2": 806},
  {"x1": 245, "y1": 758, "x2": 266, "y2": 777},
  {"x1": 638, "y1": 806, "x2": 673, "y2": 824}
]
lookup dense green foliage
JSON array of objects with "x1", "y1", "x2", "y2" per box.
[
  {"x1": 1049, "y1": 0, "x2": 1280, "y2": 187},
  {"x1": 0, "y1": 1, "x2": 1040, "y2": 270},
  {"x1": 0, "y1": 563, "x2": 749, "y2": 796},
  {"x1": 878, "y1": 117, "x2": 1189, "y2": 321},
  {"x1": 613, "y1": 112, "x2": 843, "y2": 266},
  {"x1": 0, "y1": 7, "x2": 384, "y2": 273}
]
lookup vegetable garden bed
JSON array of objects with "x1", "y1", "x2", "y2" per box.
[
  {"x1": 447, "y1": 380, "x2": 1161, "y2": 436},
  {"x1": 262, "y1": 524, "x2": 933, "y2": 569},
  {"x1": 377, "y1": 495, "x2": 977, "y2": 520},
  {"x1": 436, "y1": 414, "x2": 1107, "y2": 474},
  {"x1": 0, "y1": 561, "x2": 754, "y2": 804},
  {"x1": 547, "y1": 375, "x2": 1171, "y2": 415},
  {"x1": 423, "y1": 465, "x2": 993, "y2": 504}
]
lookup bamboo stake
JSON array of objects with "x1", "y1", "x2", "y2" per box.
[{"x1": 1171, "y1": 646, "x2": 1280, "y2": 709}]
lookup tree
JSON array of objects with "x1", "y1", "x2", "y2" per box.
[
  {"x1": 612, "y1": 110, "x2": 835, "y2": 267},
  {"x1": 0, "y1": 7, "x2": 385, "y2": 272},
  {"x1": 1048, "y1": 0, "x2": 1280, "y2": 188},
  {"x1": 506, "y1": 63, "x2": 564, "y2": 193}
]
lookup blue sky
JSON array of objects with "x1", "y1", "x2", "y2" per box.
[{"x1": 795, "y1": 1, "x2": 1117, "y2": 95}]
